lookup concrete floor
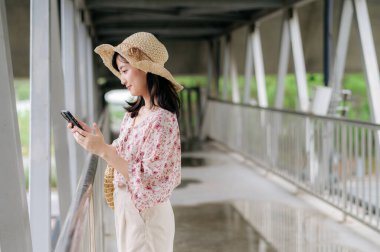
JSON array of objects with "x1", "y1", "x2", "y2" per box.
[{"x1": 102, "y1": 140, "x2": 380, "y2": 252}]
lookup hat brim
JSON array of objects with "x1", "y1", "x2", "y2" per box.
[{"x1": 94, "y1": 44, "x2": 184, "y2": 93}]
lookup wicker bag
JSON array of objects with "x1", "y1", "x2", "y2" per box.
[{"x1": 103, "y1": 164, "x2": 115, "y2": 210}]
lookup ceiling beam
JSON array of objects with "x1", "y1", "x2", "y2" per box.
[
  {"x1": 96, "y1": 27, "x2": 224, "y2": 37},
  {"x1": 92, "y1": 13, "x2": 251, "y2": 25},
  {"x1": 86, "y1": 0, "x2": 284, "y2": 10},
  {"x1": 179, "y1": 7, "x2": 262, "y2": 16},
  {"x1": 96, "y1": 33, "x2": 215, "y2": 43}
]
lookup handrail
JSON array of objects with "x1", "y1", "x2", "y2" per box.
[
  {"x1": 208, "y1": 97, "x2": 380, "y2": 128},
  {"x1": 55, "y1": 110, "x2": 107, "y2": 252}
]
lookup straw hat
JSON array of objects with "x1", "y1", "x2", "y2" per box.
[{"x1": 94, "y1": 32, "x2": 184, "y2": 92}]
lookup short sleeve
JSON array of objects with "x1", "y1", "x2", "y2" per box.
[{"x1": 129, "y1": 111, "x2": 181, "y2": 212}]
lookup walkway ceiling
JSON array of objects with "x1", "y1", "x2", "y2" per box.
[{"x1": 84, "y1": 0, "x2": 297, "y2": 43}]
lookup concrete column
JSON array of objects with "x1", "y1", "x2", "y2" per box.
[
  {"x1": 328, "y1": 0, "x2": 353, "y2": 114},
  {"x1": 244, "y1": 30, "x2": 254, "y2": 104},
  {"x1": 50, "y1": 0, "x2": 72, "y2": 224},
  {"x1": 251, "y1": 25, "x2": 268, "y2": 107},
  {"x1": 0, "y1": 0, "x2": 32, "y2": 250},
  {"x1": 207, "y1": 40, "x2": 215, "y2": 98},
  {"x1": 77, "y1": 16, "x2": 88, "y2": 120},
  {"x1": 275, "y1": 15, "x2": 290, "y2": 109},
  {"x1": 222, "y1": 36, "x2": 230, "y2": 100},
  {"x1": 230, "y1": 44, "x2": 240, "y2": 103},
  {"x1": 288, "y1": 8, "x2": 309, "y2": 112},
  {"x1": 29, "y1": 0, "x2": 51, "y2": 250},
  {"x1": 61, "y1": 0, "x2": 84, "y2": 193},
  {"x1": 86, "y1": 34, "x2": 96, "y2": 124},
  {"x1": 353, "y1": 0, "x2": 380, "y2": 125}
]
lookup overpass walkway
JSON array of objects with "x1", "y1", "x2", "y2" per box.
[{"x1": 100, "y1": 141, "x2": 380, "y2": 252}]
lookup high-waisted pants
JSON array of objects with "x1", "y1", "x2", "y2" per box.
[{"x1": 113, "y1": 185, "x2": 175, "y2": 252}]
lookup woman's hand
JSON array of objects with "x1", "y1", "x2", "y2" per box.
[{"x1": 68, "y1": 122, "x2": 107, "y2": 156}]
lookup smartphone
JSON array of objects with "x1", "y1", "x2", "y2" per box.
[{"x1": 61, "y1": 110, "x2": 84, "y2": 130}]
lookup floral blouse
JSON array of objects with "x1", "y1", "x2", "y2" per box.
[{"x1": 111, "y1": 107, "x2": 181, "y2": 213}]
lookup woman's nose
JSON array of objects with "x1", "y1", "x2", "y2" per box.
[{"x1": 120, "y1": 77, "x2": 127, "y2": 86}]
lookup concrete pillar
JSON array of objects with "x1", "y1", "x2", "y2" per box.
[
  {"x1": 61, "y1": 0, "x2": 85, "y2": 193},
  {"x1": 29, "y1": 0, "x2": 52, "y2": 250},
  {"x1": 0, "y1": 0, "x2": 32, "y2": 250},
  {"x1": 50, "y1": 0, "x2": 72, "y2": 224}
]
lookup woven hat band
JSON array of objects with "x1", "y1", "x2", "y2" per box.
[{"x1": 117, "y1": 42, "x2": 165, "y2": 65}]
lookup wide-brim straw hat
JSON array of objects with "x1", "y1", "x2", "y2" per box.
[{"x1": 94, "y1": 32, "x2": 184, "y2": 92}]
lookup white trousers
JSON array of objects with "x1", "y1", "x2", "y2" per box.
[{"x1": 113, "y1": 186, "x2": 175, "y2": 252}]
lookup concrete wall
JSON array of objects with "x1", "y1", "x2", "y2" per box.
[{"x1": 6, "y1": 0, "x2": 380, "y2": 78}]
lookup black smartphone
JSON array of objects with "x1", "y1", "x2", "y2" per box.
[{"x1": 60, "y1": 110, "x2": 84, "y2": 130}]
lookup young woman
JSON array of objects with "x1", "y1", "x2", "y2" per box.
[{"x1": 67, "y1": 32, "x2": 183, "y2": 252}]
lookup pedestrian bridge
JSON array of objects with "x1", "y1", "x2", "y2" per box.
[{"x1": 2, "y1": 0, "x2": 380, "y2": 251}]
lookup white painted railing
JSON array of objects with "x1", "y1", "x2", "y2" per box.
[{"x1": 205, "y1": 99, "x2": 380, "y2": 232}]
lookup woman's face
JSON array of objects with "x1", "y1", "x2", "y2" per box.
[{"x1": 116, "y1": 55, "x2": 148, "y2": 97}]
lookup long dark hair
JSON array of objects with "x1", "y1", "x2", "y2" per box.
[{"x1": 112, "y1": 52, "x2": 181, "y2": 119}]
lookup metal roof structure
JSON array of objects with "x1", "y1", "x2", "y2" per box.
[{"x1": 82, "y1": 0, "x2": 302, "y2": 43}]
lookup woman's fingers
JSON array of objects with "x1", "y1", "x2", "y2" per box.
[
  {"x1": 74, "y1": 117, "x2": 91, "y2": 132},
  {"x1": 72, "y1": 126, "x2": 89, "y2": 137},
  {"x1": 74, "y1": 132, "x2": 86, "y2": 146}
]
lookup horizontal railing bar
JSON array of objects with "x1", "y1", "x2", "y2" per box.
[{"x1": 209, "y1": 97, "x2": 380, "y2": 128}]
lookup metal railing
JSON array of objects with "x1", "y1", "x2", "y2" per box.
[
  {"x1": 205, "y1": 99, "x2": 380, "y2": 232},
  {"x1": 55, "y1": 109, "x2": 111, "y2": 252},
  {"x1": 179, "y1": 86, "x2": 204, "y2": 141}
]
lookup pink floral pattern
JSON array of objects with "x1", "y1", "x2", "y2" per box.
[{"x1": 111, "y1": 107, "x2": 181, "y2": 213}]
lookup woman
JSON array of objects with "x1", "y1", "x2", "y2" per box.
[{"x1": 67, "y1": 32, "x2": 183, "y2": 252}]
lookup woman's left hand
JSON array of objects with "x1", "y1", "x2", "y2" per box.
[{"x1": 71, "y1": 123, "x2": 106, "y2": 156}]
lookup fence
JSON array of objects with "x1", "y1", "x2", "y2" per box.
[
  {"x1": 55, "y1": 109, "x2": 111, "y2": 252},
  {"x1": 205, "y1": 99, "x2": 380, "y2": 232}
]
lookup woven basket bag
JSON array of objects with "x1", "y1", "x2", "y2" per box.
[{"x1": 103, "y1": 164, "x2": 115, "y2": 210}]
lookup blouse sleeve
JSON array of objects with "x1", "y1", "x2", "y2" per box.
[
  {"x1": 111, "y1": 112, "x2": 130, "y2": 149},
  {"x1": 129, "y1": 112, "x2": 181, "y2": 212}
]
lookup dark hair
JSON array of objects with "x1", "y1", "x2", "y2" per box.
[{"x1": 112, "y1": 52, "x2": 181, "y2": 119}]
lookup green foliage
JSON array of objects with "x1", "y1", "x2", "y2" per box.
[
  {"x1": 213, "y1": 73, "x2": 370, "y2": 121},
  {"x1": 175, "y1": 75, "x2": 208, "y2": 88},
  {"x1": 109, "y1": 104, "x2": 126, "y2": 122},
  {"x1": 14, "y1": 78, "x2": 30, "y2": 101},
  {"x1": 17, "y1": 110, "x2": 29, "y2": 156},
  {"x1": 342, "y1": 74, "x2": 370, "y2": 121}
]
